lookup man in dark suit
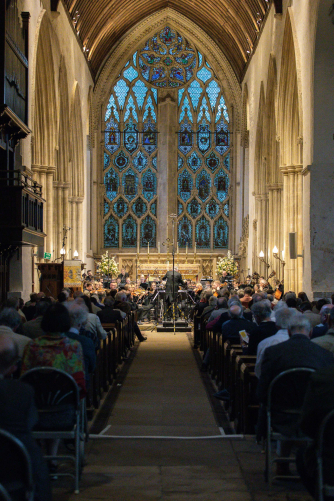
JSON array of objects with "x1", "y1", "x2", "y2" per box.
[
  {"x1": 0, "y1": 333, "x2": 52, "y2": 501},
  {"x1": 257, "y1": 312, "x2": 334, "y2": 475},
  {"x1": 97, "y1": 296, "x2": 125, "y2": 324},
  {"x1": 162, "y1": 266, "x2": 186, "y2": 320},
  {"x1": 220, "y1": 303, "x2": 255, "y2": 343}
]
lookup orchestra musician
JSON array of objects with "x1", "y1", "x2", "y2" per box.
[
  {"x1": 137, "y1": 282, "x2": 159, "y2": 323},
  {"x1": 117, "y1": 267, "x2": 129, "y2": 284},
  {"x1": 86, "y1": 270, "x2": 94, "y2": 282}
]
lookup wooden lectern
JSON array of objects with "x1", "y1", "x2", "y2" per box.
[{"x1": 38, "y1": 261, "x2": 84, "y2": 298}]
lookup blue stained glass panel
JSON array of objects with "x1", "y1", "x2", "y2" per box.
[
  {"x1": 122, "y1": 168, "x2": 138, "y2": 201},
  {"x1": 142, "y1": 53, "x2": 161, "y2": 65},
  {"x1": 105, "y1": 94, "x2": 119, "y2": 121},
  {"x1": 104, "y1": 201, "x2": 109, "y2": 216},
  {"x1": 178, "y1": 154, "x2": 184, "y2": 170},
  {"x1": 215, "y1": 120, "x2": 230, "y2": 155},
  {"x1": 124, "y1": 95, "x2": 138, "y2": 122},
  {"x1": 124, "y1": 120, "x2": 138, "y2": 154},
  {"x1": 152, "y1": 88, "x2": 157, "y2": 103},
  {"x1": 170, "y1": 67, "x2": 184, "y2": 83},
  {"x1": 132, "y1": 197, "x2": 147, "y2": 218},
  {"x1": 178, "y1": 88, "x2": 185, "y2": 105},
  {"x1": 214, "y1": 217, "x2": 229, "y2": 248},
  {"x1": 140, "y1": 215, "x2": 156, "y2": 247},
  {"x1": 104, "y1": 215, "x2": 119, "y2": 248},
  {"x1": 187, "y1": 198, "x2": 201, "y2": 219},
  {"x1": 160, "y1": 26, "x2": 176, "y2": 46},
  {"x1": 198, "y1": 51, "x2": 203, "y2": 67},
  {"x1": 178, "y1": 200, "x2": 183, "y2": 216},
  {"x1": 114, "y1": 79, "x2": 129, "y2": 109},
  {"x1": 122, "y1": 215, "x2": 137, "y2": 247},
  {"x1": 206, "y1": 199, "x2": 220, "y2": 219},
  {"x1": 133, "y1": 52, "x2": 137, "y2": 66},
  {"x1": 113, "y1": 197, "x2": 128, "y2": 218},
  {"x1": 206, "y1": 80, "x2": 220, "y2": 110},
  {"x1": 188, "y1": 80, "x2": 202, "y2": 110},
  {"x1": 196, "y1": 169, "x2": 211, "y2": 202},
  {"x1": 187, "y1": 151, "x2": 202, "y2": 173},
  {"x1": 104, "y1": 169, "x2": 119, "y2": 201},
  {"x1": 197, "y1": 123, "x2": 211, "y2": 154},
  {"x1": 197, "y1": 66, "x2": 212, "y2": 83},
  {"x1": 205, "y1": 151, "x2": 220, "y2": 172},
  {"x1": 143, "y1": 120, "x2": 157, "y2": 155},
  {"x1": 133, "y1": 80, "x2": 148, "y2": 109},
  {"x1": 125, "y1": 60, "x2": 130, "y2": 67},
  {"x1": 178, "y1": 169, "x2": 193, "y2": 203},
  {"x1": 223, "y1": 201, "x2": 229, "y2": 217},
  {"x1": 104, "y1": 153, "x2": 110, "y2": 170},
  {"x1": 142, "y1": 169, "x2": 157, "y2": 202},
  {"x1": 178, "y1": 120, "x2": 193, "y2": 155},
  {"x1": 114, "y1": 150, "x2": 129, "y2": 171},
  {"x1": 196, "y1": 216, "x2": 211, "y2": 249},
  {"x1": 150, "y1": 201, "x2": 157, "y2": 216},
  {"x1": 152, "y1": 155, "x2": 157, "y2": 170},
  {"x1": 214, "y1": 168, "x2": 229, "y2": 202},
  {"x1": 123, "y1": 66, "x2": 138, "y2": 82},
  {"x1": 152, "y1": 67, "x2": 166, "y2": 83},
  {"x1": 198, "y1": 96, "x2": 211, "y2": 123},
  {"x1": 139, "y1": 57, "x2": 150, "y2": 81},
  {"x1": 175, "y1": 53, "x2": 194, "y2": 66},
  {"x1": 179, "y1": 96, "x2": 193, "y2": 123},
  {"x1": 143, "y1": 96, "x2": 156, "y2": 121},
  {"x1": 223, "y1": 153, "x2": 230, "y2": 171},
  {"x1": 105, "y1": 118, "x2": 120, "y2": 155},
  {"x1": 133, "y1": 150, "x2": 148, "y2": 172},
  {"x1": 178, "y1": 215, "x2": 192, "y2": 247},
  {"x1": 215, "y1": 95, "x2": 229, "y2": 123}
]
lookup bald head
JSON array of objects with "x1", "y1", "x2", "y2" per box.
[
  {"x1": 0, "y1": 333, "x2": 19, "y2": 376},
  {"x1": 229, "y1": 304, "x2": 243, "y2": 319}
]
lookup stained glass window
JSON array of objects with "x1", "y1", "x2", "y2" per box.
[
  {"x1": 214, "y1": 169, "x2": 229, "y2": 202},
  {"x1": 122, "y1": 168, "x2": 138, "y2": 201},
  {"x1": 178, "y1": 169, "x2": 193, "y2": 202},
  {"x1": 113, "y1": 197, "x2": 128, "y2": 218},
  {"x1": 132, "y1": 197, "x2": 147, "y2": 218},
  {"x1": 140, "y1": 215, "x2": 156, "y2": 247},
  {"x1": 104, "y1": 153, "x2": 110, "y2": 170},
  {"x1": 104, "y1": 216, "x2": 119, "y2": 247},
  {"x1": 122, "y1": 216, "x2": 137, "y2": 247},
  {"x1": 214, "y1": 217, "x2": 228, "y2": 248},
  {"x1": 142, "y1": 169, "x2": 157, "y2": 202},
  {"x1": 103, "y1": 26, "x2": 231, "y2": 251},
  {"x1": 178, "y1": 215, "x2": 192, "y2": 247},
  {"x1": 187, "y1": 198, "x2": 201, "y2": 218},
  {"x1": 196, "y1": 216, "x2": 211, "y2": 249},
  {"x1": 105, "y1": 169, "x2": 119, "y2": 201}
]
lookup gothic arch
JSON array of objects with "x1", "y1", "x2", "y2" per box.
[
  {"x1": 92, "y1": 7, "x2": 242, "y2": 142},
  {"x1": 277, "y1": 10, "x2": 303, "y2": 292}
]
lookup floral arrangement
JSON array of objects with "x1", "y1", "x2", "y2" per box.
[
  {"x1": 216, "y1": 250, "x2": 238, "y2": 277},
  {"x1": 99, "y1": 252, "x2": 119, "y2": 277}
]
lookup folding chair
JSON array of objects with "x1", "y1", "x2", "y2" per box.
[
  {"x1": 316, "y1": 408, "x2": 334, "y2": 501},
  {"x1": 0, "y1": 484, "x2": 13, "y2": 501},
  {"x1": 0, "y1": 429, "x2": 34, "y2": 501},
  {"x1": 20, "y1": 367, "x2": 85, "y2": 494},
  {"x1": 265, "y1": 367, "x2": 316, "y2": 486}
]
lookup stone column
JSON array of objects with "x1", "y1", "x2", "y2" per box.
[
  {"x1": 157, "y1": 90, "x2": 178, "y2": 248},
  {"x1": 46, "y1": 168, "x2": 55, "y2": 256},
  {"x1": 63, "y1": 182, "x2": 70, "y2": 259},
  {"x1": 77, "y1": 198, "x2": 84, "y2": 261},
  {"x1": 267, "y1": 184, "x2": 283, "y2": 280}
]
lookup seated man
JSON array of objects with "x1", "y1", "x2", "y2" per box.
[
  {"x1": 0, "y1": 333, "x2": 51, "y2": 501},
  {"x1": 220, "y1": 303, "x2": 255, "y2": 344},
  {"x1": 113, "y1": 292, "x2": 147, "y2": 342},
  {"x1": 257, "y1": 312, "x2": 334, "y2": 474},
  {"x1": 97, "y1": 296, "x2": 125, "y2": 323},
  {"x1": 311, "y1": 304, "x2": 334, "y2": 339},
  {"x1": 247, "y1": 300, "x2": 278, "y2": 355},
  {"x1": 23, "y1": 298, "x2": 52, "y2": 339},
  {"x1": 0, "y1": 308, "x2": 31, "y2": 357},
  {"x1": 207, "y1": 297, "x2": 228, "y2": 323},
  {"x1": 312, "y1": 306, "x2": 334, "y2": 353}
]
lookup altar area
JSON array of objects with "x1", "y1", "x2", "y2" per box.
[{"x1": 108, "y1": 252, "x2": 224, "y2": 282}]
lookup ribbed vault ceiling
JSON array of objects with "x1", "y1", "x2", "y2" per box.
[{"x1": 63, "y1": 0, "x2": 271, "y2": 81}]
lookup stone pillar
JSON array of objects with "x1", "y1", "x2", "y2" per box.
[
  {"x1": 63, "y1": 183, "x2": 70, "y2": 259},
  {"x1": 254, "y1": 194, "x2": 268, "y2": 276},
  {"x1": 157, "y1": 90, "x2": 178, "y2": 248},
  {"x1": 77, "y1": 198, "x2": 84, "y2": 261},
  {"x1": 267, "y1": 184, "x2": 283, "y2": 280},
  {"x1": 46, "y1": 168, "x2": 55, "y2": 256}
]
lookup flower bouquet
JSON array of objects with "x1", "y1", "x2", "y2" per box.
[
  {"x1": 99, "y1": 252, "x2": 119, "y2": 277},
  {"x1": 216, "y1": 250, "x2": 238, "y2": 277}
]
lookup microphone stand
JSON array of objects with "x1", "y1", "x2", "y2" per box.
[{"x1": 170, "y1": 214, "x2": 177, "y2": 335}]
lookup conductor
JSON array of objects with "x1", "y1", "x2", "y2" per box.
[{"x1": 162, "y1": 266, "x2": 186, "y2": 320}]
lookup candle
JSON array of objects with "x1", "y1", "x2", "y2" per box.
[
  {"x1": 282, "y1": 249, "x2": 285, "y2": 260},
  {"x1": 177, "y1": 242, "x2": 179, "y2": 254},
  {"x1": 148, "y1": 242, "x2": 150, "y2": 255},
  {"x1": 137, "y1": 240, "x2": 139, "y2": 254},
  {"x1": 158, "y1": 241, "x2": 160, "y2": 253},
  {"x1": 186, "y1": 243, "x2": 188, "y2": 254},
  {"x1": 194, "y1": 242, "x2": 197, "y2": 254}
]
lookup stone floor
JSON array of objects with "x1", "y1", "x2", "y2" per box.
[{"x1": 54, "y1": 329, "x2": 312, "y2": 501}]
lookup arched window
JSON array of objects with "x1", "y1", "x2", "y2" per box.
[{"x1": 103, "y1": 26, "x2": 231, "y2": 250}]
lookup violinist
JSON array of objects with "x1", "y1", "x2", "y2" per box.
[
  {"x1": 137, "y1": 282, "x2": 158, "y2": 323},
  {"x1": 193, "y1": 283, "x2": 203, "y2": 303},
  {"x1": 139, "y1": 274, "x2": 149, "y2": 290}
]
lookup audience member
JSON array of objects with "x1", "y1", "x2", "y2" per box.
[
  {"x1": 0, "y1": 333, "x2": 52, "y2": 501},
  {"x1": 311, "y1": 304, "x2": 334, "y2": 339},
  {"x1": 23, "y1": 298, "x2": 52, "y2": 339},
  {"x1": 97, "y1": 296, "x2": 126, "y2": 323},
  {"x1": 220, "y1": 304, "x2": 255, "y2": 343},
  {"x1": 22, "y1": 293, "x2": 39, "y2": 322},
  {"x1": 299, "y1": 301, "x2": 320, "y2": 328},
  {"x1": 312, "y1": 307, "x2": 334, "y2": 354},
  {"x1": 207, "y1": 297, "x2": 228, "y2": 323},
  {"x1": 0, "y1": 308, "x2": 31, "y2": 357},
  {"x1": 247, "y1": 300, "x2": 277, "y2": 355},
  {"x1": 80, "y1": 295, "x2": 107, "y2": 342},
  {"x1": 240, "y1": 287, "x2": 253, "y2": 308}
]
